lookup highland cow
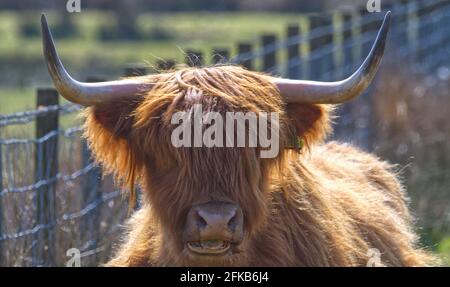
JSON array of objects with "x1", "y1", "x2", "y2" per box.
[{"x1": 41, "y1": 12, "x2": 437, "y2": 266}]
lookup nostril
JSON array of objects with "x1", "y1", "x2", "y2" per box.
[
  {"x1": 228, "y1": 213, "x2": 237, "y2": 231},
  {"x1": 195, "y1": 211, "x2": 208, "y2": 229},
  {"x1": 189, "y1": 203, "x2": 243, "y2": 236}
]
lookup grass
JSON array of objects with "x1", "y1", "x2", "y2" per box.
[
  {"x1": 0, "y1": 87, "x2": 35, "y2": 113},
  {"x1": 437, "y1": 237, "x2": 450, "y2": 265},
  {"x1": 0, "y1": 87, "x2": 78, "y2": 139}
]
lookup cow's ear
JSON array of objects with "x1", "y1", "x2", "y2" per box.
[
  {"x1": 91, "y1": 98, "x2": 141, "y2": 138},
  {"x1": 83, "y1": 97, "x2": 144, "y2": 199},
  {"x1": 286, "y1": 103, "x2": 333, "y2": 147}
]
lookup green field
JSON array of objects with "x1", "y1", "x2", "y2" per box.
[{"x1": 0, "y1": 87, "x2": 35, "y2": 112}]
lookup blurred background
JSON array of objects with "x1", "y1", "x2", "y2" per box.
[{"x1": 0, "y1": 0, "x2": 449, "y2": 266}]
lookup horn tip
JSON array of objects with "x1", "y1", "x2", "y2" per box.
[
  {"x1": 384, "y1": 11, "x2": 391, "y2": 22},
  {"x1": 41, "y1": 13, "x2": 47, "y2": 24},
  {"x1": 378, "y1": 11, "x2": 391, "y2": 36},
  {"x1": 41, "y1": 13, "x2": 50, "y2": 34},
  {"x1": 40, "y1": 14, "x2": 51, "y2": 48}
]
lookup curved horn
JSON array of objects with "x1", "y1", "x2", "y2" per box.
[
  {"x1": 41, "y1": 14, "x2": 153, "y2": 106},
  {"x1": 275, "y1": 11, "x2": 391, "y2": 104}
]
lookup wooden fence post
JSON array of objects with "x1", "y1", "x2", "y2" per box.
[
  {"x1": 287, "y1": 24, "x2": 301, "y2": 79},
  {"x1": 400, "y1": 0, "x2": 417, "y2": 40},
  {"x1": 185, "y1": 50, "x2": 203, "y2": 67},
  {"x1": 33, "y1": 88, "x2": 59, "y2": 266},
  {"x1": 124, "y1": 64, "x2": 148, "y2": 77},
  {"x1": 417, "y1": 0, "x2": 431, "y2": 64},
  {"x1": 393, "y1": 0, "x2": 429, "y2": 60},
  {"x1": 261, "y1": 34, "x2": 278, "y2": 74},
  {"x1": 353, "y1": 9, "x2": 378, "y2": 150},
  {"x1": 237, "y1": 43, "x2": 253, "y2": 70},
  {"x1": 212, "y1": 48, "x2": 230, "y2": 64},
  {"x1": 332, "y1": 12, "x2": 356, "y2": 143},
  {"x1": 324, "y1": 14, "x2": 335, "y2": 80},
  {"x1": 359, "y1": 8, "x2": 381, "y2": 58},
  {"x1": 309, "y1": 14, "x2": 333, "y2": 80},
  {"x1": 395, "y1": 0, "x2": 446, "y2": 65},
  {"x1": 81, "y1": 114, "x2": 102, "y2": 208},
  {"x1": 79, "y1": 77, "x2": 105, "y2": 262},
  {"x1": 441, "y1": 0, "x2": 450, "y2": 57},
  {"x1": 418, "y1": 0, "x2": 450, "y2": 69},
  {"x1": 341, "y1": 12, "x2": 354, "y2": 76},
  {"x1": 393, "y1": 0, "x2": 410, "y2": 49},
  {"x1": 156, "y1": 59, "x2": 176, "y2": 71}
]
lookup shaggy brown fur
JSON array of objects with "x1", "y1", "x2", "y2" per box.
[{"x1": 82, "y1": 65, "x2": 437, "y2": 266}]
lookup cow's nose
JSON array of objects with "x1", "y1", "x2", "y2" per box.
[{"x1": 184, "y1": 202, "x2": 244, "y2": 242}]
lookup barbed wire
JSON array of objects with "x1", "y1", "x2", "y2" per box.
[
  {"x1": 0, "y1": 104, "x2": 82, "y2": 128},
  {"x1": 0, "y1": 126, "x2": 83, "y2": 146},
  {"x1": 0, "y1": 161, "x2": 94, "y2": 196},
  {"x1": 0, "y1": 190, "x2": 121, "y2": 242}
]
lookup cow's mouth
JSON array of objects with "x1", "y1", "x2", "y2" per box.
[{"x1": 187, "y1": 240, "x2": 231, "y2": 255}]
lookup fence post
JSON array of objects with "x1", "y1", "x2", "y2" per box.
[
  {"x1": 79, "y1": 77, "x2": 105, "y2": 262},
  {"x1": 393, "y1": 0, "x2": 410, "y2": 50},
  {"x1": 341, "y1": 12, "x2": 354, "y2": 77},
  {"x1": 33, "y1": 88, "x2": 59, "y2": 266},
  {"x1": 394, "y1": 0, "x2": 415, "y2": 59},
  {"x1": 332, "y1": 11, "x2": 356, "y2": 143},
  {"x1": 185, "y1": 50, "x2": 203, "y2": 67},
  {"x1": 398, "y1": 0, "x2": 419, "y2": 62},
  {"x1": 287, "y1": 24, "x2": 301, "y2": 79},
  {"x1": 81, "y1": 126, "x2": 102, "y2": 209},
  {"x1": 308, "y1": 14, "x2": 333, "y2": 80},
  {"x1": 355, "y1": 9, "x2": 379, "y2": 150},
  {"x1": 261, "y1": 34, "x2": 278, "y2": 74},
  {"x1": 212, "y1": 48, "x2": 230, "y2": 64},
  {"x1": 237, "y1": 43, "x2": 253, "y2": 70},
  {"x1": 316, "y1": 13, "x2": 334, "y2": 79},
  {"x1": 444, "y1": 0, "x2": 450, "y2": 63},
  {"x1": 359, "y1": 8, "x2": 381, "y2": 58},
  {"x1": 156, "y1": 59, "x2": 176, "y2": 71},
  {"x1": 417, "y1": 0, "x2": 431, "y2": 65},
  {"x1": 124, "y1": 64, "x2": 147, "y2": 77},
  {"x1": 420, "y1": 0, "x2": 450, "y2": 70}
]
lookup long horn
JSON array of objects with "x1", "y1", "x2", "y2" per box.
[
  {"x1": 41, "y1": 14, "x2": 153, "y2": 106},
  {"x1": 275, "y1": 11, "x2": 391, "y2": 104}
]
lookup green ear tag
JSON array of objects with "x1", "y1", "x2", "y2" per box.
[
  {"x1": 289, "y1": 136, "x2": 304, "y2": 151},
  {"x1": 296, "y1": 138, "x2": 304, "y2": 151}
]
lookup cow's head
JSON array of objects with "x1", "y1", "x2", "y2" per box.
[{"x1": 41, "y1": 12, "x2": 390, "y2": 266}]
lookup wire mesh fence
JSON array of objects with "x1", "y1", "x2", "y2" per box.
[{"x1": 0, "y1": 0, "x2": 449, "y2": 266}]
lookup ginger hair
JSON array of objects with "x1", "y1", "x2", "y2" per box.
[{"x1": 82, "y1": 65, "x2": 437, "y2": 266}]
